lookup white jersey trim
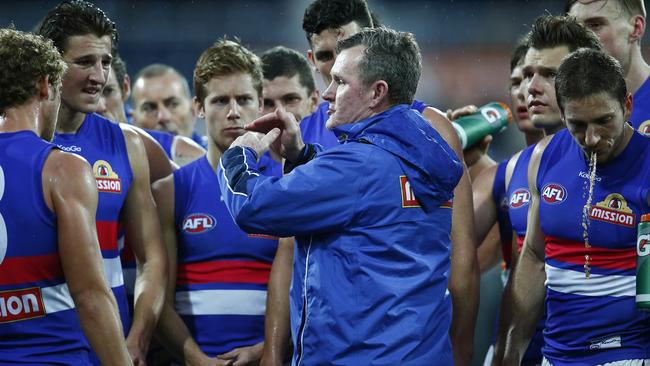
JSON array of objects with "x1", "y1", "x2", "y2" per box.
[
  {"x1": 545, "y1": 264, "x2": 635, "y2": 297},
  {"x1": 175, "y1": 289, "x2": 266, "y2": 316}
]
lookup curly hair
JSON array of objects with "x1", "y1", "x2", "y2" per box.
[
  {"x1": 37, "y1": 0, "x2": 118, "y2": 54},
  {"x1": 302, "y1": 0, "x2": 373, "y2": 45},
  {"x1": 193, "y1": 38, "x2": 263, "y2": 104},
  {"x1": 0, "y1": 28, "x2": 67, "y2": 115}
]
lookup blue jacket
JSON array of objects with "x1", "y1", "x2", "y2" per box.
[{"x1": 218, "y1": 104, "x2": 462, "y2": 365}]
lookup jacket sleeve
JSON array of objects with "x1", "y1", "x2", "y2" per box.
[{"x1": 217, "y1": 145, "x2": 365, "y2": 237}]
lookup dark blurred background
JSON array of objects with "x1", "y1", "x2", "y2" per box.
[{"x1": 3, "y1": 1, "x2": 648, "y2": 365}]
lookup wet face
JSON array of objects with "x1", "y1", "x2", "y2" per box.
[
  {"x1": 198, "y1": 72, "x2": 262, "y2": 153},
  {"x1": 263, "y1": 74, "x2": 318, "y2": 122},
  {"x1": 96, "y1": 66, "x2": 126, "y2": 123},
  {"x1": 308, "y1": 21, "x2": 363, "y2": 86},
  {"x1": 60, "y1": 34, "x2": 112, "y2": 114},
  {"x1": 322, "y1": 45, "x2": 375, "y2": 129},
  {"x1": 562, "y1": 91, "x2": 631, "y2": 163},
  {"x1": 522, "y1": 45, "x2": 570, "y2": 133},
  {"x1": 131, "y1": 71, "x2": 194, "y2": 136},
  {"x1": 509, "y1": 64, "x2": 535, "y2": 133},
  {"x1": 569, "y1": 0, "x2": 635, "y2": 73}
]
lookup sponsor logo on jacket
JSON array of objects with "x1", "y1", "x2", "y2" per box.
[
  {"x1": 182, "y1": 213, "x2": 216, "y2": 234},
  {"x1": 541, "y1": 183, "x2": 566, "y2": 204},
  {"x1": 589, "y1": 193, "x2": 635, "y2": 228},
  {"x1": 0, "y1": 287, "x2": 45, "y2": 323},
  {"x1": 93, "y1": 160, "x2": 122, "y2": 193},
  {"x1": 399, "y1": 176, "x2": 421, "y2": 208},
  {"x1": 509, "y1": 188, "x2": 530, "y2": 209}
]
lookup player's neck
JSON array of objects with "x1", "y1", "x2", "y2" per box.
[
  {"x1": 625, "y1": 50, "x2": 650, "y2": 95},
  {"x1": 206, "y1": 144, "x2": 222, "y2": 171},
  {"x1": 0, "y1": 99, "x2": 39, "y2": 135},
  {"x1": 56, "y1": 103, "x2": 87, "y2": 134},
  {"x1": 543, "y1": 123, "x2": 564, "y2": 136},
  {"x1": 525, "y1": 130, "x2": 544, "y2": 146}
]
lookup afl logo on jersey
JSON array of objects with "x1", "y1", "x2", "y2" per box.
[
  {"x1": 541, "y1": 183, "x2": 566, "y2": 204},
  {"x1": 509, "y1": 188, "x2": 530, "y2": 209},
  {"x1": 589, "y1": 193, "x2": 635, "y2": 228},
  {"x1": 93, "y1": 160, "x2": 122, "y2": 194},
  {"x1": 638, "y1": 120, "x2": 650, "y2": 137},
  {"x1": 182, "y1": 213, "x2": 216, "y2": 234}
]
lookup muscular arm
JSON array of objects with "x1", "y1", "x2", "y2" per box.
[
  {"x1": 172, "y1": 135, "x2": 206, "y2": 167},
  {"x1": 494, "y1": 139, "x2": 550, "y2": 365},
  {"x1": 261, "y1": 237, "x2": 294, "y2": 366},
  {"x1": 422, "y1": 107, "x2": 479, "y2": 366},
  {"x1": 152, "y1": 176, "x2": 216, "y2": 366},
  {"x1": 120, "y1": 125, "x2": 168, "y2": 363},
  {"x1": 124, "y1": 124, "x2": 175, "y2": 182},
  {"x1": 45, "y1": 151, "x2": 133, "y2": 366}
]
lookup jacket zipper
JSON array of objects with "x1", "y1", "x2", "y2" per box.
[{"x1": 295, "y1": 236, "x2": 313, "y2": 366}]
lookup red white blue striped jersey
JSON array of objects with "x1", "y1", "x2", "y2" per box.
[
  {"x1": 0, "y1": 130, "x2": 92, "y2": 364},
  {"x1": 53, "y1": 113, "x2": 133, "y2": 336},
  {"x1": 537, "y1": 129, "x2": 650, "y2": 365},
  {"x1": 173, "y1": 155, "x2": 279, "y2": 356}
]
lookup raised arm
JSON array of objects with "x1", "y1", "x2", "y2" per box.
[
  {"x1": 422, "y1": 106, "x2": 479, "y2": 366},
  {"x1": 120, "y1": 125, "x2": 168, "y2": 364},
  {"x1": 44, "y1": 150, "x2": 133, "y2": 366}
]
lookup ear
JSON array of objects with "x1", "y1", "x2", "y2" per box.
[
  {"x1": 307, "y1": 49, "x2": 318, "y2": 72},
  {"x1": 629, "y1": 15, "x2": 646, "y2": 43},
  {"x1": 309, "y1": 90, "x2": 320, "y2": 113},
  {"x1": 192, "y1": 96, "x2": 205, "y2": 119},
  {"x1": 369, "y1": 80, "x2": 389, "y2": 109},
  {"x1": 37, "y1": 75, "x2": 51, "y2": 101},
  {"x1": 623, "y1": 92, "x2": 633, "y2": 121},
  {"x1": 121, "y1": 74, "x2": 131, "y2": 102}
]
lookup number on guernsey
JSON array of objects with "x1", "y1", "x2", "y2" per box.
[{"x1": 0, "y1": 166, "x2": 6, "y2": 265}]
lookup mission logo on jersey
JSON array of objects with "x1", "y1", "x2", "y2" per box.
[
  {"x1": 509, "y1": 188, "x2": 530, "y2": 209},
  {"x1": 93, "y1": 160, "x2": 122, "y2": 193},
  {"x1": 182, "y1": 213, "x2": 216, "y2": 234},
  {"x1": 638, "y1": 120, "x2": 650, "y2": 137},
  {"x1": 589, "y1": 193, "x2": 635, "y2": 228},
  {"x1": 0, "y1": 287, "x2": 45, "y2": 323},
  {"x1": 541, "y1": 183, "x2": 566, "y2": 204}
]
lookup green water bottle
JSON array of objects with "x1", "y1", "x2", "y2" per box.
[
  {"x1": 451, "y1": 102, "x2": 512, "y2": 149},
  {"x1": 637, "y1": 213, "x2": 650, "y2": 310}
]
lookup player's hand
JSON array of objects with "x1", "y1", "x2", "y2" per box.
[
  {"x1": 125, "y1": 340, "x2": 147, "y2": 366},
  {"x1": 446, "y1": 104, "x2": 491, "y2": 166},
  {"x1": 245, "y1": 104, "x2": 305, "y2": 162},
  {"x1": 217, "y1": 342, "x2": 263, "y2": 366}
]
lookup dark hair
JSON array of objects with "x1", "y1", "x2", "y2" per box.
[
  {"x1": 510, "y1": 36, "x2": 529, "y2": 72},
  {"x1": 37, "y1": 0, "x2": 118, "y2": 54},
  {"x1": 565, "y1": 0, "x2": 646, "y2": 18},
  {"x1": 194, "y1": 38, "x2": 263, "y2": 104},
  {"x1": 133, "y1": 63, "x2": 191, "y2": 98},
  {"x1": 337, "y1": 27, "x2": 421, "y2": 106},
  {"x1": 111, "y1": 53, "x2": 127, "y2": 91},
  {"x1": 302, "y1": 0, "x2": 373, "y2": 45},
  {"x1": 529, "y1": 15, "x2": 602, "y2": 52},
  {"x1": 260, "y1": 46, "x2": 315, "y2": 95},
  {"x1": 0, "y1": 28, "x2": 67, "y2": 114},
  {"x1": 555, "y1": 48, "x2": 627, "y2": 110}
]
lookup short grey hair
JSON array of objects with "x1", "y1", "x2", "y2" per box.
[{"x1": 336, "y1": 27, "x2": 421, "y2": 106}]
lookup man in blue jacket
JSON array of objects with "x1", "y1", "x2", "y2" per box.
[{"x1": 218, "y1": 27, "x2": 463, "y2": 365}]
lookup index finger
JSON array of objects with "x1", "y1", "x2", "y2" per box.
[{"x1": 244, "y1": 112, "x2": 283, "y2": 133}]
